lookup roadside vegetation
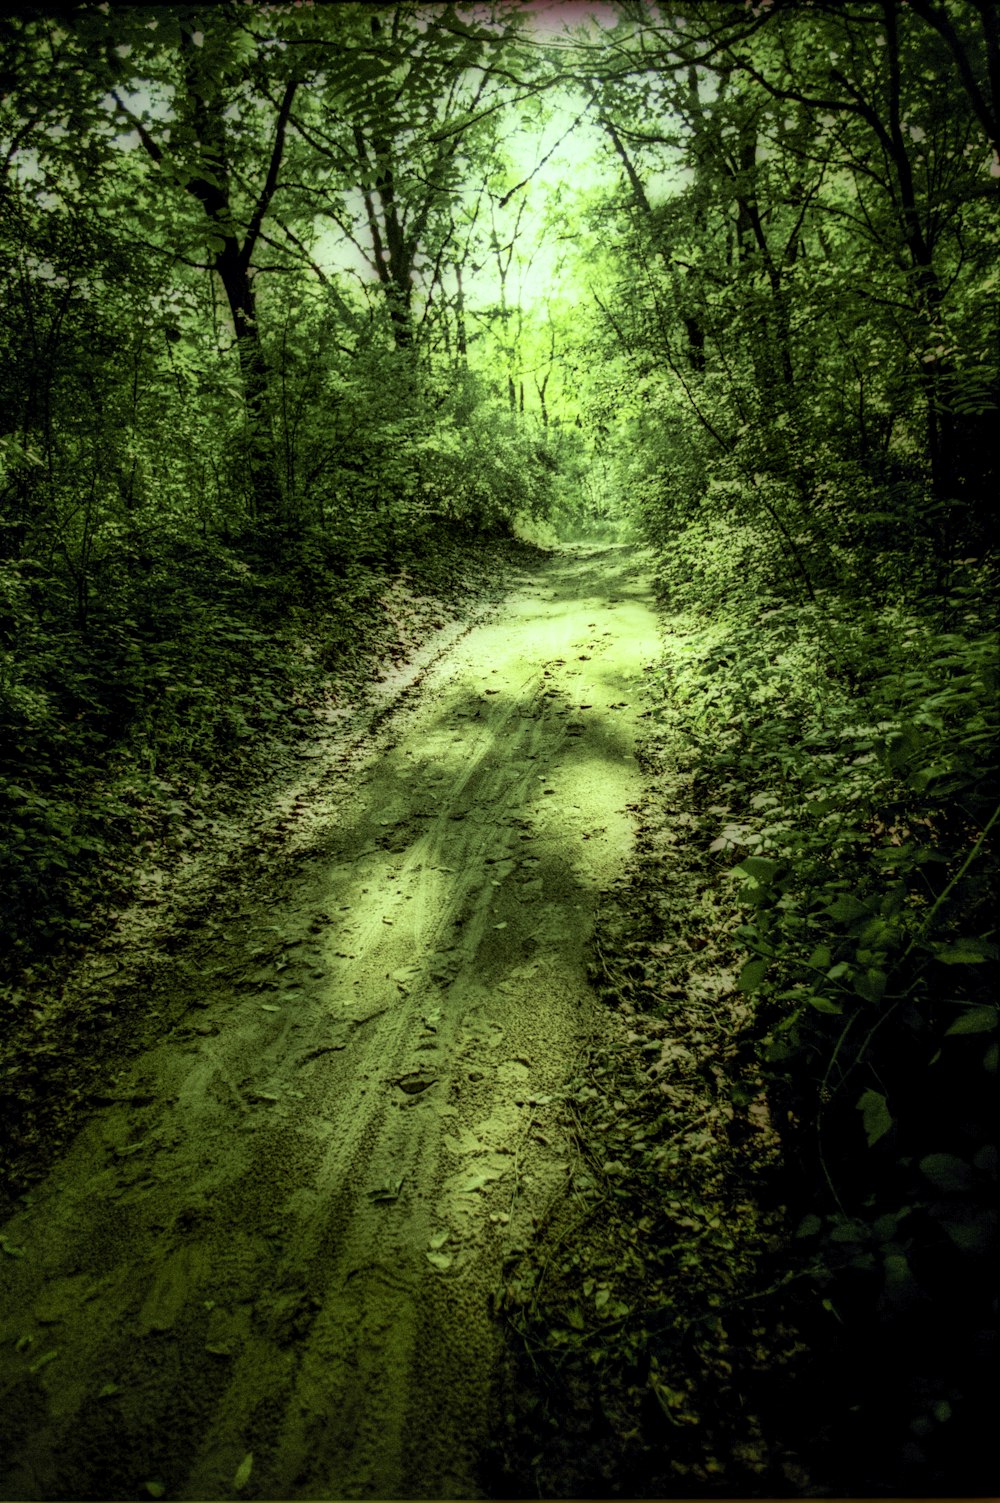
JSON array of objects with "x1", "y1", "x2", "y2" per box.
[
  {"x1": 490, "y1": 4, "x2": 998, "y2": 1496},
  {"x1": 1, "y1": 4, "x2": 584, "y2": 990}
]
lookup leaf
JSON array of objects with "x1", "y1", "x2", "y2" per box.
[
  {"x1": 734, "y1": 855, "x2": 783, "y2": 884},
  {"x1": 260, "y1": 1003, "x2": 281, "y2": 1013},
  {"x1": 738, "y1": 957, "x2": 768, "y2": 993},
  {"x1": 939, "y1": 1213, "x2": 993, "y2": 1254},
  {"x1": 456, "y1": 1167, "x2": 502, "y2": 1192},
  {"x1": 144, "y1": 1484, "x2": 165, "y2": 1500},
  {"x1": 396, "y1": 1073, "x2": 437, "y2": 1095},
  {"x1": 0, "y1": 1236, "x2": 26, "y2": 1258},
  {"x1": 428, "y1": 1230, "x2": 449, "y2": 1251},
  {"x1": 829, "y1": 1218, "x2": 866, "y2": 1244},
  {"x1": 233, "y1": 1452, "x2": 253, "y2": 1491},
  {"x1": 368, "y1": 1176, "x2": 404, "y2": 1203},
  {"x1": 825, "y1": 895, "x2": 870, "y2": 923},
  {"x1": 854, "y1": 968, "x2": 887, "y2": 1004},
  {"x1": 911, "y1": 763, "x2": 952, "y2": 791},
  {"x1": 881, "y1": 1251, "x2": 917, "y2": 1297},
  {"x1": 933, "y1": 938, "x2": 994, "y2": 965},
  {"x1": 857, "y1": 1088, "x2": 892, "y2": 1147},
  {"x1": 919, "y1": 1153, "x2": 972, "y2": 1193},
  {"x1": 426, "y1": 1250, "x2": 452, "y2": 1271},
  {"x1": 945, "y1": 1006, "x2": 998, "y2": 1036},
  {"x1": 795, "y1": 1214, "x2": 822, "y2": 1238},
  {"x1": 973, "y1": 1144, "x2": 998, "y2": 1174},
  {"x1": 807, "y1": 994, "x2": 843, "y2": 1014}
]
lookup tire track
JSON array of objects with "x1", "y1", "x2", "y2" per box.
[{"x1": 0, "y1": 545, "x2": 658, "y2": 1501}]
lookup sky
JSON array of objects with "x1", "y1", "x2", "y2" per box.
[
  {"x1": 520, "y1": 0, "x2": 621, "y2": 31},
  {"x1": 317, "y1": 5, "x2": 628, "y2": 315}
]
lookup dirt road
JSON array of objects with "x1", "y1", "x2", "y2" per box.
[{"x1": 0, "y1": 545, "x2": 659, "y2": 1501}]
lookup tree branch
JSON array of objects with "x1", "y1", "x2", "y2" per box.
[
  {"x1": 110, "y1": 91, "x2": 163, "y2": 163},
  {"x1": 241, "y1": 77, "x2": 298, "y2": 271}
]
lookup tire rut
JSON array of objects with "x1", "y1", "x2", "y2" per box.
[{"x1": 0, "y1": 544, "x2": 659, "y2": 1502}]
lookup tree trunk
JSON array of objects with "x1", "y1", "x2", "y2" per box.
[{"x1": 214, "y1": 243, "x2": 284, "y2": 524}]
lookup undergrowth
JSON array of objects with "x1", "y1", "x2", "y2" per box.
[
  {"x1": 0, "y1": 520, "x2": 518, "y2": 990},
  {"x1": 653, "y1": 570, "x2": 998, "y2": 1493},
  {"x1": 494, "y1": 556, "x2": 997, "y2": 1497}
]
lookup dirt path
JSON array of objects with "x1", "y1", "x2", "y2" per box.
[{"x1": 0, "y1": 545, "x2": 659, "y2": 1502}]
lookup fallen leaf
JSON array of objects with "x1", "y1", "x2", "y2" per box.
[
  {"x1": 429, "y1": 1230, "x2": 449, "y2": 1251},
  {"x1": 368, "y1": 1176, "x2": 404, "y2": 1203},
  {"x1": 426, "y1": 1250, "x2": 452, "y2": 1271},
  {"x1": 233, "y1": 1452, "x2": 253, "y2": 1491},
  {"x1": 457, "y1": 1168, "x2": 502, "y2": 1192},
  {"x1": 396, "y1": 1074, "x2": 437, "y2": 1095}
]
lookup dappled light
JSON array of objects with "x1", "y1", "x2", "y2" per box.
[{"x1": 1, "y1": 3, "x2": 996, "y2": 1499}]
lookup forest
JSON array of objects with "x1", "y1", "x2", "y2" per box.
[{"x1": 0, "y1": 1, "x2": 997, "y2": 1499}]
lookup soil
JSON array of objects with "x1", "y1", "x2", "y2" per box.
[{"x1": 0, "y1": 544, "x2": 660, "y2": 1501}]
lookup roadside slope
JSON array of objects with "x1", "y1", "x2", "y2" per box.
[{"x1": 0, "y1": 544, "x2": 658, "y2": 1502}]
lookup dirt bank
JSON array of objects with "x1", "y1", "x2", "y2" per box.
[{"x1": 0, "y1": 545, "x2": 659, "y2": 1501}]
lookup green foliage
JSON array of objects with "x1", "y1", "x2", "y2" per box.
[
  {"x1": 645, "y1": 569, "x2": 997, "y2": 1485},
  {"x1": 1, "y1": 1, "x2": 997, "y2": 1484},
  {"x1": 0, "y1": 3, "x2": 575, "y2": 979}
]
